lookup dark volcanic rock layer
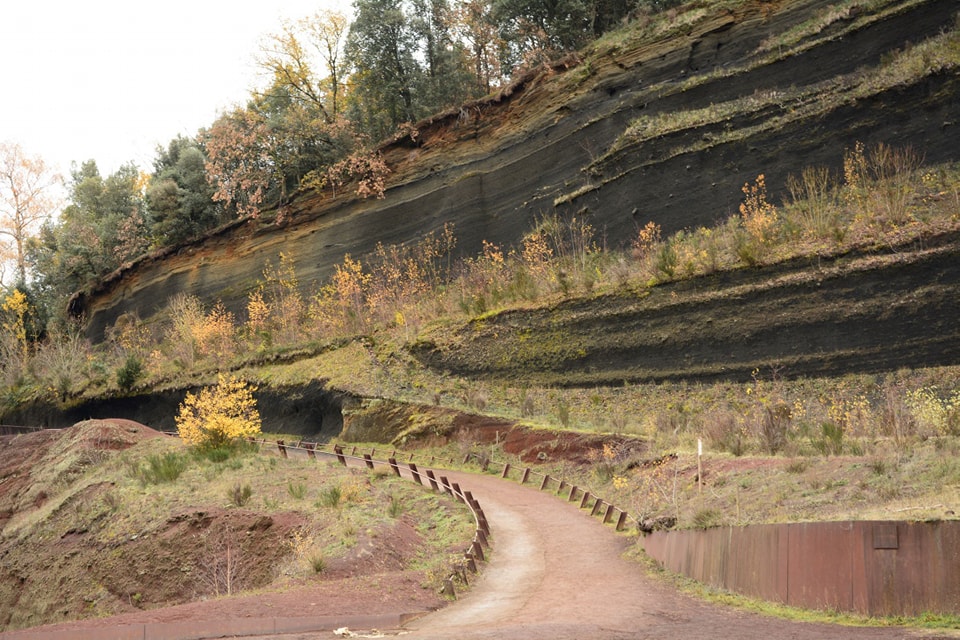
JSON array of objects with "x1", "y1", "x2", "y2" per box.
[
  {"x1": 412, "y1": 232, "x2": 960, "y2": 385},
  {"x1": 0, "y1": 381, "x2": 351, "y2": 438},
  {"x1": 75, "y1": 0, "x2": 960, "y2": 343}
]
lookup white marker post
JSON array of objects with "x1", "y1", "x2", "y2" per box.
[{"x1": 697, "y1": 438, "x2": 703, "y2": 497}]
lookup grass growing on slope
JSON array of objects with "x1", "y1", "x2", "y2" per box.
[{"x1": 0, "y1": 421, "x2": 475, "y2": 630}]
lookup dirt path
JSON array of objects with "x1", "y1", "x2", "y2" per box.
[
  {"x1": 263, "y1": 466, "x2": 950, "y2": 640},
  {"x1": 396, "y1": 470, "x2": 944, "y2": 640},
  {"x1": 7, "y1": 459, "x2": 956, "y2": 640}
]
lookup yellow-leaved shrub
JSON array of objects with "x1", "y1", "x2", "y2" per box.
[{"x1": 176, "y1": 374, "x2": 261, "y2": 448}]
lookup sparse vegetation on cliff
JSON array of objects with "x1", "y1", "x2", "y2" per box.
[{"x1": 3, "y1": 142, "x2": 957, "y2": 410}]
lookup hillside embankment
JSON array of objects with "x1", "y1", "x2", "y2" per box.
[
  {"x1": 0, "y1": 422, "x2": 468, "y2": 632},
  {"x1": 72, "y1": 0, "x2": 960, "y2": 345},
  {"x1": 413, "y1": 231, "x2": 960, "y2": 386}
]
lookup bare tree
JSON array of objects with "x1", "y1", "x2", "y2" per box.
[
  {"x1": 0, "y1": 142, "x2": 62, "y2": 284},
  {"x1": 257, "y1": 10, "x2": 350, "y2": 123},
  {"x1": 197, "y1": 527, "x2": 246, "y2": 597}
]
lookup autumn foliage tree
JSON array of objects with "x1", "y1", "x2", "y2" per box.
[
  {"x1": 252, "y1": 10, "x2": 380, "y2": 208},
  {"x1": 245, "y1": 252, "x2": 305, "y2": 347},
  {"x1": 456, "y1": 0, "x2": 504, "y2": 93},
  {"x1": 202, "y1": 100, "x2": 364, "y2": 219},
  {"x1": 1, "y1": 289, "x2": 31, "y2": 365},
  {"x1": 202, "y1": 108, "x2": 275, "y2": 218},
  {"x1": 176, "y1": 374, "x2": 262, "y2": 449}
]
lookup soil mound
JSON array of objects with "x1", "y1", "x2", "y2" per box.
[{"x1": 0, "y1": 422, "x2": 447, "y2": 632}]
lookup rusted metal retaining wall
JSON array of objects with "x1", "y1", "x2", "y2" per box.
[{"x1": 641, "y1": 520, "x2": 960, "y2": 616}]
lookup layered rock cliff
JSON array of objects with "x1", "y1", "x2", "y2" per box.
[{"x1": 74, "y1": 0, "x2": 960, "y2": 341}]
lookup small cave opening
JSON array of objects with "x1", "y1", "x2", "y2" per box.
[
  {"x1": 252, "y1": 382, "x2": 350, "y2": 441},
  {"x1": 1, "y1": 381, "x2": 350, "y2": 442}
]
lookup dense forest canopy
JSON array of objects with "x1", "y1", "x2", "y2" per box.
[{"x1": 1, "y1": 0, "x2": 651, "y2": 327}]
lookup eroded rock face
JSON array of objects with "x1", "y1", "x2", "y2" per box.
[
  {"x1": 75, "y1": 0, "x2": 960, "y2": 341},
  {"x1": 411, "y1": 233, "x2": 960, "y2": 385}
]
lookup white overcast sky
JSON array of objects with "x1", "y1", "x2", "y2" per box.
[{"x1": 0, "y1": 1, "x2": 350, "y2": 180}]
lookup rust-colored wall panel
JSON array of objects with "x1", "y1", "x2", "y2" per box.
[
  {"x1": 641, "y1": 521, "x2": 960, "y2": 616},
  {"x1": 786, "y1": 522, "x2": 856, "y2": 612}
]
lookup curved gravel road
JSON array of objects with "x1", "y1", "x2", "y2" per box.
[
  {"x1": 7, "y1": 454, "x2": 956, "y2": 640},
  {"x1": 396, "y1": 469, "x2": 943, "y2": 640},
  {"x1": 255, "y1": 461, "x2": 951, "y2": 640}
]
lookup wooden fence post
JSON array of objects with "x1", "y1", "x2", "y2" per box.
[
  {"x1": 443, "y1": 578, "x2": 456, "y2": 598},
  {"x1": 539, "y1": 474, "x2": 551, "y2": 491},
  {"x1": 425, "y1": 469, "x2": 440, "y2": 491},
  {"x1": 277, "y1": 440, "x2": 288, "y2": 458},
  {"x1": 478, "y1": 514, "x2": 490, "y2": 536},
  {"x1": 409, "y1": 462, "x2": 423, "y2": 485},
  {"x1": 363, "y1": 454, "x2": 374, "y2": 470},
  {"x1": 615, "y1": 510, "x2": 628, "y2": 532},
  {"x1": 468, "y1": 498, "x2": 482, "y2": 515},
  {"x1": 334, "y1": 445, "x2": 346, "y2": 466},
  {"x1": 388, "y1": 457, "x2": 401, "y2": 477},
  {"x1": 603, "y1": 503, "x2": 616, "y2": 524}
]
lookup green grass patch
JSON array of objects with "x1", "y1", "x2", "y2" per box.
[
  {"x1": 317, "y1": 485, "x2": 342, "y2": 509},
  {"x1": 287, "y1": 481, "x2": 307, "y2": 500},
  {"x1": 227, "y1": 482, "x2": 253, "y2": 506},
  {"x1": 135, "y1": 451, "x2": 189, "y2": 484}
]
